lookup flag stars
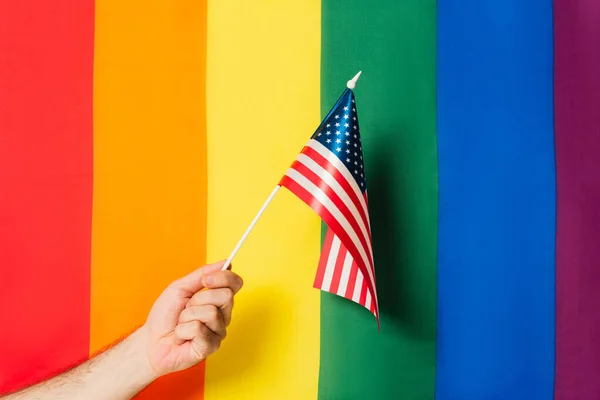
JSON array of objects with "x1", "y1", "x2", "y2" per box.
[{"x1": 312, "y1": 94, "x2": 367, "y2": 191}]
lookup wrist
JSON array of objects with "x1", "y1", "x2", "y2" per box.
[{"x1": 125, "y1": 326, "x2": 161, "y2": 385}]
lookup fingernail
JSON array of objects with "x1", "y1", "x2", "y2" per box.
[{"x1": 205, "y1": 276, "x2": 215, "y2": 286}]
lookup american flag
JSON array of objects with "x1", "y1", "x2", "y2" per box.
[{"x1": 279, "y1": 88, "x2": 379, "y2": 323}]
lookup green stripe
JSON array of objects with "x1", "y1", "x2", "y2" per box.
[{"x1": 318, "y1": 1, "x2": 438, "y2": 399}]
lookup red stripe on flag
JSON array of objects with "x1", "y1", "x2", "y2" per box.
[
  {"x1": 344, "y1": 258, "x2": 359, "y2": 300},
  {"x1": 280, "y1": 175, "x2": 376, "y2": 309},
  {"x1": 302, "y1": 146, "x2": 372, "y2": 240},
  {"x1": 359, "y1": 278, "x2": 368, "y2": 307},
  {"x1": 328, "y1": 244, "x2": 347, "y2": 294},
  {"x1": 314, "y1": 228, "x2": 335, "y2": 289},
  {"x1": 289, "y1": 160, "x2": 374, "y2": 268},
  {"x1": 0, "y1": 0, "x2": 93, "y2": 392}
]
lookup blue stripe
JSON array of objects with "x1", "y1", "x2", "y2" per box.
[{"x1": 435, "y1": 1, "x2": 555, "y2": 399}]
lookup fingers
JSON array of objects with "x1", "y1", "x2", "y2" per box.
[
  {"x1": 170, "y1": 260, "x2": 227, "y2": 295},
  {"x1": 188, "y1": 288, "x2": 235, "y2": 326},
  {"x1": 179, "y1": 305, "x2": 226, "y2": 338},
  {"x1": 201, "y1": 270, "x2": 244, "y2": 294},
  {"x1": 175, "y1": 320, "x2": 205, "y2": 341},
  {"x1": 174, "y1": 320, "x2": 221, "y2": 361}
]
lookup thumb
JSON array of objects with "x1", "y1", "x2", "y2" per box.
[{"x1": 172, "y1": 261, "x2": 227, "y2": 294}]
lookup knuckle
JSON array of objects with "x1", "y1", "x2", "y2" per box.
[
  {"x1": 185, "y1": 320, "x2": 202, "y2": 336},
  {"x1": 206, "y1": 305, "x2": 219, "y2": 321},
  {"x1": 190, "y1": 290, "x2": 207, "y2": 306},
  {"x1": 191, "y1": 320, "x2": 202, "y2": 333},
  {"x1": 179, "y1": 307, "x2": 193, "y2": 322},
  {"x1": 222, "y1": 287, "x2": 234, "y2": 301}
]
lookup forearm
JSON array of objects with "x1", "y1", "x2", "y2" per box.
[{"x1": 1, "y1": 327, "x2": 158, "y2": 400}]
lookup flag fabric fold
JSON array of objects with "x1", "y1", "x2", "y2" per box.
[{"x1": 279, "y1": 88, "x2": 379, "y2": 323}]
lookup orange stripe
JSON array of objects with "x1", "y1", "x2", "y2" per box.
[{"x1": 91, "y1": 0, "x2": 207, "y2": 398}]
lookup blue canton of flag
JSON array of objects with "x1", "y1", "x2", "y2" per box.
[{"x1": 312, "y1": 89, "x2": 367, "y2": 191}]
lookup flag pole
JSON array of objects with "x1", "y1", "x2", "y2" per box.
[
  {"x1": 220, "y1": 70, "x2": 362, "y2": 271},
  {"x1": 221, "y1": 185, "x2": 281, "y2": 270}
]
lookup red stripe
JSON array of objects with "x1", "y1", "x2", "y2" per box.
[
  {"x1": 289, "y1": 160, "x2": 374, "y2": 268},
  {"x1": 301, "y1": 146, "x2": 371, "y2": 240},
  {"x1": 0, "y1": 1, "x2": 93, "y2": 392},
  {"x1": 359, "y1": 278, "x2": 368, "y2": 307},
  {"x1": 344, "y1": 258, "x2": 359, "y2": 300},
  {"x1": 280, "y1": 175, "x2": 376, "y2": 307},
  {"x1": 314, "y1": 228, "x2": 335, "y2": 289},
  {"x1": 328, "y1": 244, "x2": 346, "y2": 294}
]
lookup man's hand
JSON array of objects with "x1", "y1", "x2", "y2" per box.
[
  {"x1": 142, "y1": 261, "x2": 244, "y2": 376},
  {"x1": 0, "y1": 261, "x2": 243, "y2": 400}
]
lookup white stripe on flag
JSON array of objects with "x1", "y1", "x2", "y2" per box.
[
  {"x1": 321, "y1": 235, "x2": 341, "y2": 292},
  {"x1": 336, "y1": 250, "x2": 354, "y2": 296},
  {"x1": 352, "y1": 270, "x2": 364, "y2": 303}
]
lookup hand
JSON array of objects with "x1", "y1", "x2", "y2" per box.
[{"x1": 139, "y1": 261, "x2": 243, "y2": 377}]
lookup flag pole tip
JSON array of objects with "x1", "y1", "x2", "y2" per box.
[{"x1": 346, "y1": 71, "x2": 362, "y2": 90}]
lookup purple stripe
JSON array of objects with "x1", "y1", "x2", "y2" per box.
[{"x1": 554, "y1": 1, "x2": 600, "y2": 399}]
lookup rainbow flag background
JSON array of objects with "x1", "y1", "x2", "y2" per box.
[{"x1": 1, "y1": 0, "x2": 599, "y2": 399}]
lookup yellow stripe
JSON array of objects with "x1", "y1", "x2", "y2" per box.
[
  {"x1": 91, "y1": 0, "x2": 208, "y2": 398},
  {"x1": 204, "y1": 1, "x2": 321, "y2": 398}
]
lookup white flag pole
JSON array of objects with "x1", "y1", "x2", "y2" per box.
[
  {"x1": 220, "y1": 71, "x2": 362, "y2": 271},
  {"x1": 221, "y1": 185, "x2": 281, "y2": 270}
]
